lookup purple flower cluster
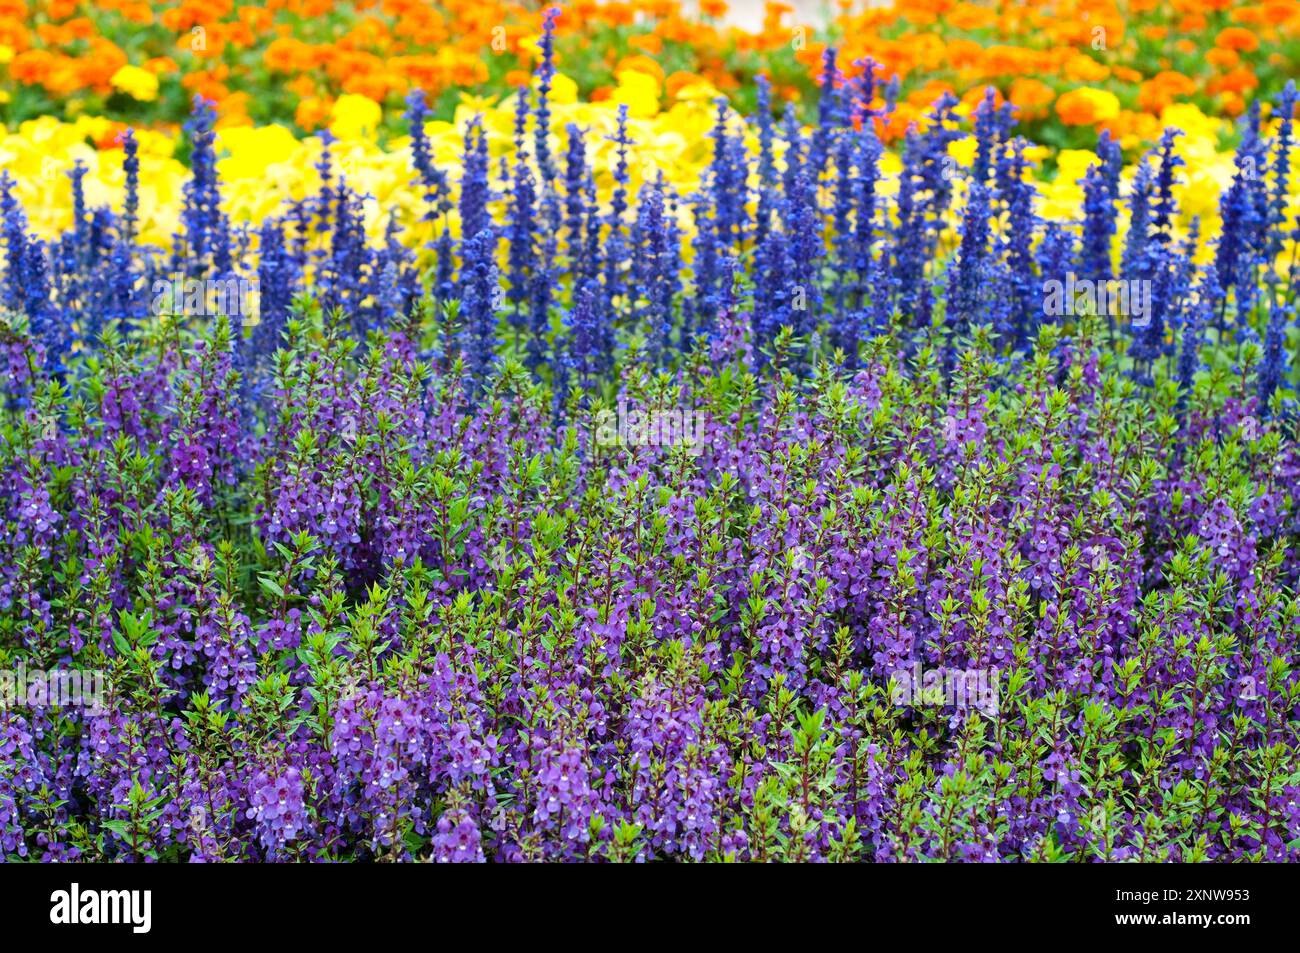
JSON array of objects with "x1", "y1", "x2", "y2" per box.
[
  {"x1": 0, "y1": 297, "x2": 1297, "y2": 860},
  {"x1": 247, "y1": 766, "x2": 308, "y2": 854}
]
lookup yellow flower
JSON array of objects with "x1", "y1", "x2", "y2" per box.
[
  {"x1": 217, "y1": 125, "x2": 300, "y2": 180},
  {"x1": 1159, "y1": 103, "x2": 1222, "y2": 145},
  {"x1": 329, "y1": 94, "x2": 383, "y2": 141},
  {"x1": 947, "y1": 136, "x2": 978, "y2": 169},
  {"x1": 549, "y1": 72, "x2": 579, "y2": 106},
  {"x1": 1022, "y1": 144, "x2": 1051, "y2": 166},
  {"x1": 1056, "y1": 148, "x2": 1101, "y2": 183},
  {"x1": 1038, "y1": 150, "x2": 1097, "y2": 221},
  {"x1": 110, "y1": 65, "x2": 160, "y2": 103},
  {"x1": 136, "y1": 129, "x2": 176, "y2": 159},
  {"x1": 611, "y1": 69, "x2": 661, "y2": 119},
  {"x1": 72, "y1": 116, "x2": 120, "y2": 145}
]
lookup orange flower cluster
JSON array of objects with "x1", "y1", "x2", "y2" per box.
[
  {"x1": 822, "y1": 0, "x2": 1300, "y2": 144},
  {"x1": 1, "y1": 0, "x2": 1296, "y2": 148},
  {"x1": 2, "y1": 0, "x2": 131, "y2": 98},
  {"x1": 0, "y1": 0, "x2": 813, "y2": 129}
]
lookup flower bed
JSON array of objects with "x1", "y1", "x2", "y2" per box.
[{"x1": 0, "y1": 5, "x2": 1298, "y2": 863}]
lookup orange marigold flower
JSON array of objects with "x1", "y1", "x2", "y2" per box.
[
  {"x1": 617, "y1": 53, "x2": 665, "y2": 83},
  {"x1": 216, "y1": 92, "x2": 252, "y2": 127},
  {"x1": 1137, "y1": 70, "x2": 1196, "y2": 114},
  {"x1": 119, "y1": 1, "x2": 153, "y2": 24},
  {"x1": 1262, "y1": 1, "x2": 1297, "y2": 25},
  {"x1": 238, "y1": 5, "x2": 274, "y2": 32},
  {"x1": 665, "y1": 69, "x2": 708, "y2": 99},
  {"x1": 948, "y1": 2, "x2": 996, "y2": 30},
  {"x1": 1209, "y1": 66, "x2": 1259, "y2": 95},
  {"x1": 1216, "y1": 26, "x2": 1260, "y2": 51},
  {"x1": 1231, "y1": 4, "x2": 1267, "y2": 25},
  {"x1": 264, "y1": 37, "x2": 312, "y2": 73},
  {"x1": 945, "y1": 38, "x2": 983, "y2": 69},
  {"x1": 907, "y1": 78, "x2": 955, "y2": 108},
  {"x1": 295, "y1": 95, "x2": 332, "y2": 131},
  {"x1": 182, "y1": 66, "x2": 229, "y2": 103},
  {"x1": 286, "y1": 74, "x2": 316, "y2": 98},
  {"x1": 959, "y1": 86, "x2": 1002, "y2": 111},
  {"x1": 636, "y1": 0, "x2": 677, "y2": 18},
  {"x1": 1219, "y1": 91, "x2": 1246, "y2": 115},
  {"x1": 629, "y1": 32, "x2": 662, "y2": 54},
  {"x1": 9, "y1": 48, "x2": 54, "y2": 85},
  {"x1": 80, "y1": 37, "x2": 128, "y2": 88},
  {"x1": 161, "y1": 0, "x2": 227, "y2": 33},
  {"x1": 1008, "y1": 77, "x2": 1054, "y2": 120},
  {"x1": 341, "y1": 70, "x2": 395, "y2": 102},
  {"x1": 1055, "y1": 86, "x2": 1120, "y2": 126},
  {"x1": 658, "y1": 13, "x2": 715, "y2": 45},
  {"x1": 881, "y1": 102, "x2": 920, "y2": 142},
  {"x1": 0, "y1": 18, "x2": 29, "y2": 50},
  {"x1": 1206, "y1": 47, "x2": 1240, "y2": 69},
  {"x1": 48, "y1": 58, "x2": 83, "y2": 96},
  {"x1": 222, "y1": 22, "x2": 256, "y2": 49},
  {"x1": 1064, "y1": 52, "x2": 1110, "y2": 83},
  {"x1": 599, "y1": 2, "x2": 635, "y2": 26}
]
